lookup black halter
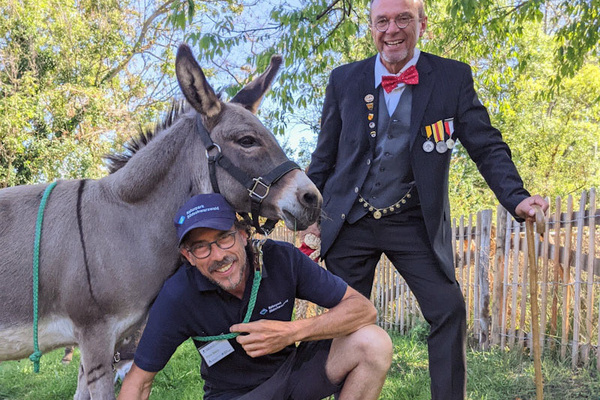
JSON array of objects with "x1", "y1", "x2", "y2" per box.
[{"x1": 195, "y1": 114, "x2": 300, "y2": 235}]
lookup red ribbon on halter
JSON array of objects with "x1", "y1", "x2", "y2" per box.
[{"x1": 381, "y1": 65, "x2": 419, "y2": 93}]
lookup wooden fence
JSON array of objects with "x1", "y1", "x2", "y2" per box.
[{"x1": 269, "y1": 188, "x2": 600, "y2": 367}]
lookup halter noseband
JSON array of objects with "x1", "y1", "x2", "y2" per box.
[{"x1": 196, "y1": 114, "x2": 300, "y2": 235}]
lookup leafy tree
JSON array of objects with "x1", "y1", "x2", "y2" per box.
[
  {"x1": 0, "y1": 0, "x2": 188, "y2": 187},
  {"x1": 448, "y1": 22, "x2": 600, "y2": 216},
  {"x1": 3, "y1": 0, "x2": 598, "y2": 220}
]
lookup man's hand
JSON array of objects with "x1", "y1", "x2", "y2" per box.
[
  {"x1": 298, "y1": 222, "x2": 321, "y2": 242},
  {"x1": 515, "y1": 195, "x2": 549, "y2": 221},
  {"x1": 230, "y1": 320, "x2": 296, "y2": 358}
]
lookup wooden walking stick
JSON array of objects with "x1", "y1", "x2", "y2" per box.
[{"x1": 526, "y1": 205, "x2": 545, "y2": 400}]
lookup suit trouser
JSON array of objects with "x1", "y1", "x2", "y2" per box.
[{"x1": 324, "y1": 211, "x2": 467, "y2": 400}]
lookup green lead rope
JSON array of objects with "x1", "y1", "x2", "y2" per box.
[
  {"x1": 193, "y1": 270, "x2": 262, "y2": 342},
  {"x1": 193, "y1": 238, "x2": 265, "y2": 343},
  {"x1": 30, "y1": 181, "x2": 58, "y2": 373}
]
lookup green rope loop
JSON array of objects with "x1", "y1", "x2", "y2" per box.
[
  {"x1": 193, "y1": 269, "x2": 262, "y2": 342},
  {"x1": 30, "y1": 181, "x2": 57, "y2": 373}
]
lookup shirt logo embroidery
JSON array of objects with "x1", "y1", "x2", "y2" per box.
[{"x1": 260, "y1": 299, "x2": 289, "y2": 315}]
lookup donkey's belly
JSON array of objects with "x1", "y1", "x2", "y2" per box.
[{"x1": 0, "y1": 316, "x2": 75, "y2": 361}]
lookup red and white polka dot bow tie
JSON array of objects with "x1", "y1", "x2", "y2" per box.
[{"x1": 381, "y1": 65, "x2": 419, "y2": 93}]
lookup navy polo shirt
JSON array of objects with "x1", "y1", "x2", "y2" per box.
[{"x1": 134, "y1": 239, "x2": 347, "y2": 396}]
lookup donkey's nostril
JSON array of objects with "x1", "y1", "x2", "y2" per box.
[{"x1": 302, "y1": 191, "x2": 319, "y2": 207}]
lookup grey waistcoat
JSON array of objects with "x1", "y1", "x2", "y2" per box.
[{"x1": 347, "y1": 86, "x2": 415, "y2": 223}]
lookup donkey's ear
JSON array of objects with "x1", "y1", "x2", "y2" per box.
[
  {"x1": 175, "y1": 44, "x2": 222, "y2": 119},
  {"x1": 230, "y1": 54, "x2": 282, "y2": 114}
]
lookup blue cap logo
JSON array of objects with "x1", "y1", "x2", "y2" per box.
[
  {"x1": 178, "y1": 216, "x2": 186, "y2": 225},
  {"x1": 260, "y1": 308, "x2": 268, "y2": 315}
]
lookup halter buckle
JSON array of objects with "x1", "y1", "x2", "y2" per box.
[
  {"x1": 248, "y1": 177, "x2": 270, "y2": 201},
  {"x1": 205, "y1": 143, "x2": 222, "y2": 159}
]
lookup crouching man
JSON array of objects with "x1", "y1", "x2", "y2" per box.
[{"x1": 118, "y1": 194, "x2": 393, "y2": 400}]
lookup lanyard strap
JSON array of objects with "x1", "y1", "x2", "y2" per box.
[{"x1": 192, "y1": 239, "x2": 265, "y2": 342}]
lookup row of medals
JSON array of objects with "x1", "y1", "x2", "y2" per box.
[{"x1": 423, "y1": 137, "x2": 455, "y2": 153}]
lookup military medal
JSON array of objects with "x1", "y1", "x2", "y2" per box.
[
  {"x1": 444, "y1": 118, "x2": 455, "y2": 149},
  {"x1": 432, "y1": 120, "x2": 447, "y2": 153},
  {"x1": 422, "y1": 126, "x2": 434, "y2": 153},
  {"x1": 436, "y1": 140, "x2": 448, "y2": 153},
  {"x1": 423, "y1": 140, "x2": 434, "y2": 152}
]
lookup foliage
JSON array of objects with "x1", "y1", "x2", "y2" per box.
[
  {"x1": 0, "y1": 0, "x2": 185, "y2": 187},
  {"x1": 2, "y1": 0, "x2": 598, "y2": 217},
  {"x1": 448, "y1": 20, "x2": 600, "y2": 216}
]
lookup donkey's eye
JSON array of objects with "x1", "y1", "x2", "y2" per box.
[{"x1": 237, "y1": 136, "x2": 258, "y2": 148}]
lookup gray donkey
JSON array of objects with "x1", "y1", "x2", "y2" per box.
[{"x1": 0, "y1": 44, "x2": 321, "y2": 399}]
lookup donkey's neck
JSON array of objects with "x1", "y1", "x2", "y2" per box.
[{"x1": 103, "y1": 114, "x2": 208, "y2": 204}]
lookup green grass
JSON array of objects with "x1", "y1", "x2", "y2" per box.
[{"x1": 2, "y1": 329, "x2": 600, "y2": 400}]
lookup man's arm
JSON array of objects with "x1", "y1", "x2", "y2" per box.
[
  {"x1": 117, "y1": 363, "x2": 158, "y2": 400},
  {"x1": 453, "y1": 64, "x2": 549, "y2": 218},
  {"x1": 230, "y1": 286, "x2": 376, "y2": 358}
]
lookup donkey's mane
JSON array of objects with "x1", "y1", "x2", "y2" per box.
[{"x1": 104, "y1": 101, "x2": 188, "y2": 174}]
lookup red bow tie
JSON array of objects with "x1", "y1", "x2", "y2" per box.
[{"x1": 381, "y1": 65, "x2": 419, "y2": 93}]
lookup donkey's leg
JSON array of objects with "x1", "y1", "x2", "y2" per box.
[
  {"x1": 75, "y1": 362, "x2": 92, "y2": 400},
  {"x1": 74, "y1": 329, "x2": 117, "y2": 400}
]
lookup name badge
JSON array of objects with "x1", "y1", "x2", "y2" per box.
[{"x1": 198, "y1": 339, "x2": 234, "y2": 367}]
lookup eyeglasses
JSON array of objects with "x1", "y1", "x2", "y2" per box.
[
  {"x1": 372, "y1": 16, "x2": 415, "y2": 32},
  {"x1": 186, "y1": 231, "x2": 237, "y2": 259}
]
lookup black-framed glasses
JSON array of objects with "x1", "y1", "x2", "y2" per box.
[
  {"x1": 373, "y1": 16, "x2": 414, "y2": 32},
  {"x1": 186, "y1": 231, "x2": 237, "y2": 259}
]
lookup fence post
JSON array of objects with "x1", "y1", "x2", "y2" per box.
[
  {"x1": 561, "y1": 195, "x2": 574, "y2": 360},
  {"x1": 478, "y1": 210, "x2": 492, "y2": 349},
  {"x1": 571, "y1": 191, "x2": 587, "y2": 367},
  {"x1": 492, "y1": 206, "x2": 507, "y2": 346},
  {"x1": 584, "y1": 188, "x2": 596, "y2": 365}
]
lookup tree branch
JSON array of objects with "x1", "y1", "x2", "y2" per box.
[{"x1": 99, "y1": 0, "x2": 177, "y2": 85}]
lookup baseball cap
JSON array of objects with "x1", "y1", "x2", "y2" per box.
[{"x1": 174, "y1": 194, "x2": 237, "y2": 245}]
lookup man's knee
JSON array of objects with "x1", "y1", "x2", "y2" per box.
[{"x1": 346, "y1": 325, "x2": 393, "y2": 369}]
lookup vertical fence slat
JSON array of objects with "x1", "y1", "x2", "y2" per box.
[
  {"x1": 474, "y1": 212, "x2": 482, "y2": 342},
  {"x1": 492, "y1": 206, "x2": 507, "y2": 346},
  {"x1": 519, "y1": 233, "x2": 529, "y2": 349},
  {"x1": 509, "y1": 220, "x2": 521, "y2": 348},
  {"x1": 572, "y1": 191, "x2": 587, "y2": 367},
  {"x1": 539, "y1": 197, "x2": 551, "y2": 354},
  {"x1": 550, "y1": 196, "x2": 562, "y2": 350},
  {"x1": 584, "y1": 188, "x2": 596, "y2": 364},
  {"x1": 561, "y1": 195, "x2": 574, "y2": 360},
  {"x1": 458, "y1": 216, "x2": 465, "y2": 290},
  {"x1": 501, "y1": 210, "x2": 513, "y2": 349},
  {"x1": 466, "y1": 214, "x2": 474, "y2": 330},
  {"x1": 478, "y1": 210, "x2": 492, "y2": 349}
]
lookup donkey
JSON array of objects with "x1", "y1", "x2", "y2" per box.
[{"x1": 0, "y1": 44, "x2": 321, "y2": 399}]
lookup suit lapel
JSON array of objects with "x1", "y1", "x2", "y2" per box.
[{"x1": 409, "y1": 53, "x2": 435, "y2": 150}]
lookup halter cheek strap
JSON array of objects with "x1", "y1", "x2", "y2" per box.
[{"x1": 196, "y1": 114, "x2": 300, "y2": 235}]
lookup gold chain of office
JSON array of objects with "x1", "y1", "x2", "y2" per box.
[{"x1": 358, "y1": 186, "x2": 414, "y2": 220}]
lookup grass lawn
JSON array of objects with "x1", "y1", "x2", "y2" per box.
[{"x1": 1, "y1": 328, "x2": 599, "y2": 399}]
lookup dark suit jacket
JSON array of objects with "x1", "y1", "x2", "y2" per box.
[{"x1": 307, "y1": 52, "x2": 530, "y2": 282}]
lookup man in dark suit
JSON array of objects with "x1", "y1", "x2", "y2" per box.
[{"x1": 306, "y1": 0, "x2": 549, "y2": 398}]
